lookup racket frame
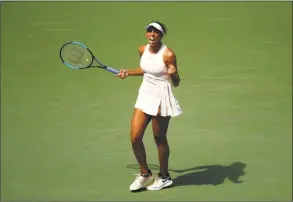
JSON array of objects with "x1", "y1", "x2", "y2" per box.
[{"x1": 59, "y1": 41, "x2": 119, "y2": 74}]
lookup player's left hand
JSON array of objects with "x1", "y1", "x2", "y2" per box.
[{"x1": 167, "y1": 66, "x2": 177, "y2": 75}]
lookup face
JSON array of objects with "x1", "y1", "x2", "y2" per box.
[{"x1": 146, "y1": 27, "x2": 163, "y2": 47}]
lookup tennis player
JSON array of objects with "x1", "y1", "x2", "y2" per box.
[{"x1": 116, "y1": 21, "x2": 183, "y2": 191}]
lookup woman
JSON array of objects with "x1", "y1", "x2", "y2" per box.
[{"x1": 116, "y1": 21, "x2": 183, "y2": 191}]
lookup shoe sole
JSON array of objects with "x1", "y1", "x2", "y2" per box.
[
  {"x1": 129, "y1": 177, "x2": 155, "y2": 192},
  {"x1": 146, "y1": 180, "x2": 173, "y2": 191},
  {"x1": 130, "y1": 187, "x2": 147, "y2": 192}
]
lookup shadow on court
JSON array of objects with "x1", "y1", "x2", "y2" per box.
[{"x1": 126, "y1": 162, "x2": 246, "y2": 187}]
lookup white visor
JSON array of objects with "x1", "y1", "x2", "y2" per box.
[{"x1": 145, "y1": 22, "x2": 164, "y2": 35}]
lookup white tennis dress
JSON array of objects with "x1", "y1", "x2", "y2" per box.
[{"x1": 134, "y1": 44, "x2": 183, "y2": 117}]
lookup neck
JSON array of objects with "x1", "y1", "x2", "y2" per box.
[{"x1": 149, "y1": 42, "x2": 162, "y2": 53}]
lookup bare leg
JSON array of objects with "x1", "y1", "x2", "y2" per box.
[
  {"x1": 152, "y1": 113, "x2": 171, "y2": 178},
  {"x1": 131, "y1": 108, "x2": 152, "y2": 174}
]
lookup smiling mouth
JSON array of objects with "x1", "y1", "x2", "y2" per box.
[{"x1": 149, "y1": 37, "x2": 156, "y2": 43}]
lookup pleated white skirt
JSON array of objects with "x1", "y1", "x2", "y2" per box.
[{"x1": 134, "y1": 74, "x2": 183, "y2": 117}]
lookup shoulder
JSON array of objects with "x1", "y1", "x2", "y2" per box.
[
  {"x1": 138, "y1": 45, "x2": 147, "y2": 57},
  {"x1": 163, "y1": 47, "x2": 176, "y2": 62}
]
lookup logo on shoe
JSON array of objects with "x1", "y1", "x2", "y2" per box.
[{"x1": 162, "y1": 177, "x2": 170, "y2": 183}]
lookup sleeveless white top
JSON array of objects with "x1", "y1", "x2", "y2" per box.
[
  {"x1": 140, "y1": 44, "x2": 169, "y2": 80},
  {"x1": 134, "y1": 44, "x2": 183, "y2": 117}
]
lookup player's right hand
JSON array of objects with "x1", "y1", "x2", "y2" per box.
[{"x1": 116, "y1": 69, "x2": 128, "y2": 79}]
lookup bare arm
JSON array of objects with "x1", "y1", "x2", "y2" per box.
[
  {"x1": 126, "y1": 68, "x2": 144, "y2": 76},
  {"x1": 116, "y1": 45, "x2": 145, "y2": 79},
  {"x1": 164, "y1": 48, "x2": 180, "y2": 87}
]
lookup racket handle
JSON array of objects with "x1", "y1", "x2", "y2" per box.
[{"x1": 105, "y1": 66, "x2": 119, "y2": 74}]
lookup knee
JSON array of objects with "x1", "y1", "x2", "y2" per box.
[
  {"x1": 154, "y1": 135, "x2": 168, "y2": 146},
  {"x1": 131, "y1": 133, "x2": 143, "y2": 145}
]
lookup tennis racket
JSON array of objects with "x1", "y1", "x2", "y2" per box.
[{"x1": 59, "y1": 41, "x2": 119, "y2": 74}]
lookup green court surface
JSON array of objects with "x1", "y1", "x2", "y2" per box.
[{"x1": 1, "y1": 2, "x2": 292, "y2": 201}]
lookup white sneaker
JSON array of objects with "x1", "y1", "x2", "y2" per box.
[
  {"x1": 147, "y1": 174, "x2": 173, "y2": 191},
  {"x1": 129, "y1": 173, "x2": 154, "y2": 191}
]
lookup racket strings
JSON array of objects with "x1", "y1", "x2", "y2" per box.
[{"x1": 61, "y1": 44, "x2": 92, "y2": 68}]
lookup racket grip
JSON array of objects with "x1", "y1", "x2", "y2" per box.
[{"x1": 105, "y1": 66, "x2": 119, "y2": 74}]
